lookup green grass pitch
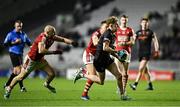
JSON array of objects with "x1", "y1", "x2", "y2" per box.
[{"x1": 0, "y1": 77, "x2": 180, "y2": 106}]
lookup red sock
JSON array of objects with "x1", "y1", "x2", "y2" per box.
[{"x1": 82, "y1": 79, "x2": 93, "y2": 96}]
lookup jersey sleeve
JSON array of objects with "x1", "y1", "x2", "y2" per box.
[
  {"x1": 3, "y1": 33, "x2": 12, "y2": 46},
  {"x1": 103, "y1": 30, "x2": 111, "y2": 42},
  {"x1": 24, "y1": 33, "x2": 32, "y2": 46},
  {"x1": 129, "y1": 28, "x2": 133, "y2": 37}
]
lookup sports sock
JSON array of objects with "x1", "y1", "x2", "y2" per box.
[
  {"x1": 5, "y1": 73, "x2": 16, "y2": 86},
  {"x1": 82, "y1": 79, "x2": 93, "y2": 96},
  {"x1": 134, "y1": 82, "x2": 138, "y2": 86},
  {"x1": 148, "y1": 82, "x2": 153, "y2": 88},
  {"x1": 19, "y1": 80, "x2": 24, "y2": 88}
]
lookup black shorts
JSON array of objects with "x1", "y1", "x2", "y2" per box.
[
  {"x1": 93, "y1": 55, "x2": 114, "y2": 73},
  {"x1": 9, "y1": 52, "x2": 23, "y2": 67}
]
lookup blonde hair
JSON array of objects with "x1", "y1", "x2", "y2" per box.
[
  {"x1": 44, "y1": 25, "x2": 56, "y2": 35},
  {"x1": 106, "y1": 16, "x2": 118, "y2": 25}
]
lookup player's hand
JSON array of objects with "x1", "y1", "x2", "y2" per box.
[
  {"x1": 152, "y1": 51, "x2": 160, "y2": 59},
  {"x1": 15, "y1": 39, "x2": 21, "y2": 44},
  {"x1": 12, "y1": 38, "x2": 21, "y2": 45},
  {"x1": 53, "y1": 50, "x2": 63, "y2": 55},
  {"x1": 72, "y1": 41, "x2": 79, "y2": 47}
]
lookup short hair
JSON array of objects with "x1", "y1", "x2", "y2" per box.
[
  {"x1": 141, "y1": 18, "x2": 149, "y2": 22},
  {"x1": 120, "y1": 15, "x2": 128, "y2": 19},
  {"x1": 106, "y1": 16, "x2": 118, "y2": 25},
  {"x1": 44, "y1": 25, "x2": 56, "y2": 34},
  {"x1": 15, "y1": 20, "x2": 22, "y2": 24}
]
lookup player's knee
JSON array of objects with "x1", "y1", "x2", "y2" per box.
[
  {"x1": 116, "y1": 75, "x2": 122, "y2": 81},
  {"x1": 16, "y1": 76, "x2": 23, "y2": 81},
  {"x1": 139, "y1": 67, "x2": 144, "y2": 72},
  {"x1": 123, "y1": 74, "x2": 128, "y2": 78}
]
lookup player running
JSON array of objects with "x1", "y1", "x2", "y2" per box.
[
  {"x1": 129, "y1": 18, "x2": 159, "y2": 90},
  {"x1": 114, "y1": 15, "x2": 135, "y2": 97},
  {"x1": 76, "y1": 20, "x2": 108, "y2": 100},
  {"x1": 3, "y1": 20, "x2": 31, "y2": 92},
  {"x1": 74, "y1": 16, "x2": 129, "y2": 100},
  {"x1": 4, "y1": 25, "x2": 78, "y2": 99}
]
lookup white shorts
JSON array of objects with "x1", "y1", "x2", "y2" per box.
[
  {"x1": 82, "y1": 50, "x2": 94, "y2": 65},
  {"x1": 23, "y1": 55, "x2": 48, "y2": 73}
]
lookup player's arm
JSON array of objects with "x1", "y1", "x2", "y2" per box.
[
  {"x1": 152, "y1": 33, "x2": 160, "y2": 58},
  {"x1": 103, "y1": 40, "x2": 117, "y2": 54},
  {"x1": 120, "y1": 29, "x2": 136, "y2": 46},
  {"x1": 125, "y1": 29, "x2": 136, "y2": 46},
  {"x1": 92, "y1": 32, "x2": 99, "y2": 46},
  {"x1": 103, "y1": 41, "x2": 122, "y2": 61},
  {"x1": 54, "y1": 35, "x2": 78, "y2": 47},
  {"x1": 152, "y1": 33, "x2": 159, "y2": 51},
  {"x1": 24, "y1": 33, "x2": 32, "y2": 46},
  {"x1": 4, "y1": 33, "x2": 21, "y2": 46},
  {"x1": 38, "y1": 37, "x2": 62, "y2": 55}
]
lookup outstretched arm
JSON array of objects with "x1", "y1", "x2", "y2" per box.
[
  {"x1": 54, "y1": 35, "x2": 78, "y2": 47},
  {"x1": 38, "y1": 37, "x2": 62, "y2": 55}
]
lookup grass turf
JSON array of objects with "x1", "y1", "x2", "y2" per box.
[{"x1": 0, "y1": 77, "x2": 180, "y2": 106}]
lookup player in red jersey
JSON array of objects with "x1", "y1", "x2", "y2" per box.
[
  {"x1": 114, "y1": 15, "x2": 135, "y2": 98},
  {"x1": 4, "y1": 25, "x2": 78, "y2": 99},
  {"x1": 74, "y1": 16, "x2": 130, "y2": 100},
  {"x1": 77, "y1": 20, "x2": 107, "y2": 100}
]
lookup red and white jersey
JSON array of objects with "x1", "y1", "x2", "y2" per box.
[
  {"x1": 115, "y1": 27, "x2": 133, "y2": 53},
  {"x1": 28, "y1": 33, "x2": 54, "y2": 61},
  {"x1": 86, "y1": 29, "x2": 101, "y2": 55}
]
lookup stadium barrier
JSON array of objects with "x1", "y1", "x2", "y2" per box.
[{"x1": 66, "y1": 69, "x2": 175, "y2": 81}]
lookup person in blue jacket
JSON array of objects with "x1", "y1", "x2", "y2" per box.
[{"x1": 3, "y1": 20, "x2": 31, "y2": 92}]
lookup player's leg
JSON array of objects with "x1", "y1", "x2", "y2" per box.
[
  {"x1": 10, "y1": 70, "x2": 29, "y2": 90},
  {"x1": 4, "y1": 53, "x2": 21, "y2": 88},
  {"x1": 4, "y1": 55, "x2": 36, "y2": 99},
  {"x1": 130, "y1": 59, "x2": 148, "y2": 90},
  {"x1": 81, "y1": 63, "x2": 96, "y2": 100},
  {"x1": 13, "y1": 65, "x2": 27, "y2": 92},
  {"x1": 40, "y1": 61, "x2": 56, "y2": 93},
  {"x1": 114, "y1": 58, "x2": 124, "y2": 93},
  {"x1": 82, "y1": 71, "x2": 105, "y2": 85},
  {"x1": 122, "y1": 62, "x2": 129, "y2": 94},
  {"x1": 80, "y1": 51, "x2": 95, "y2": 100},
  {"x1": 74, "y1": 60, "x2": 105, "y2": 85},
  {"x1": 144, "y1": 64, "x2": 154, "y2": 90},
  {"x1": 4, "y1": 68, "x2": 29, "y2": 99},
  {"x1": 17, "y1": 55, "x2": 27, "y2": 92},
  {"x1": 4, "y1": 67, "x2": 16, "y2": 88},
  {"x1": 107, "y1": 62, "x2": 130, "y2": 100},
  {"x1": 107, "y1": 62, "x2": 123, "y2": 94}
]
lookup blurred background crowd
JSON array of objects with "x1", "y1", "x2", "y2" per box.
[{"x1": 0, "y1": 0, "x2": 180, "y2": 79}]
